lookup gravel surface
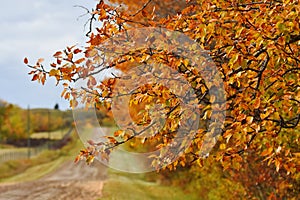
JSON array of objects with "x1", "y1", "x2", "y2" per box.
[{"x1": 0, "y1": 160, "x2": 107, "y2": 200}]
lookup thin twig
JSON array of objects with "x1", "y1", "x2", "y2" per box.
[{"x1": 130, "y1": 0, "x2": 153, "y2": 17}]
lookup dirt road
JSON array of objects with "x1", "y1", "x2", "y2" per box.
[{"x1": 0, "y1": 160, "x2": 107, "y2": 200}]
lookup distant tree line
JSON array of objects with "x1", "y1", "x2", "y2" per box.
[
  {"x1": 0, "y1": 101, "x2": 72, "y2": 141},
  {"x1": 0, "y1": 100, "x2": 115, "y2": 142}
]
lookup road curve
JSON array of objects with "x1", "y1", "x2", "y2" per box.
[{"x1": 0, "y1": 160, "x2": 107, "y2": 200}]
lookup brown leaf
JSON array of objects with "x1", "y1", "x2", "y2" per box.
[
  {"x1": 24, "y1": 57, "x2": 28, "y2": 64},
  {"x1": 31, "y1": 74, "x2": 39, "y2": 81},
  {"x1": 73, "y1": 48, "x2": 82, "y2": 54}
]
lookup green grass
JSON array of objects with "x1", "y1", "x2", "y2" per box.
[
  {"x1": 100, "y1": 171, "x2": 199, "y2": 200},
  {"x1": 0, "y1": 148, "x2": 28, "y2": 156}
]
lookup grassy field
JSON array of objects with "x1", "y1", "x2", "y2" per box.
[
  {"x1": 0, "y1": 129, "x2": 70, "y2": 162},
  {"x1": 0, "y1": 144, "x2": 16, "y2": 149},
  {"x1": 0, "y1": 129, "x2": 67, "y2": 156},
  {"x1": 30, "y1": 129, "x2": 67, "y2": 140}
]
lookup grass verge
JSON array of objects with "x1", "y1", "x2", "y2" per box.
[{"x1": 100, "y1": 169, "x2": 199, "y2": 200}]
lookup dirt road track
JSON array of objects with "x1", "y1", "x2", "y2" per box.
[{"x1": 0, "y1": 160, "x2": 107, "y2": 200}]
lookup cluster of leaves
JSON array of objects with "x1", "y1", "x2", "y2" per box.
[{"x1": 25, "y1": 0, "x2": 299, "y2": 198}]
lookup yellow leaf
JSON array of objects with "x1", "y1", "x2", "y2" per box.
[
  {"x1": 114, "y1": 130, "x2": 124, "y2": 137},
  {"x1": 102, "y1": 90, "x2": 109, "y2": 97},
  {"x1": 70, "y1": 99, "x2": 78, "y2": 108},
  {"x1": 182, "y1": 59, "x2": 189, "y2": 67},
  {"x1": 220, "y1": 143, "x2": 226, "y2": 150},
  {"x1": 86, "y1": 155, "x2": 95, "y2": 165},
  {"x1": 49, "y1": 69, "x2": 59, "y2": 76},
  {"x1": 275, "y1": 159, "x2": 280, "y2": 172},
  {"x1": 261, "y1": 147, "x2": 273, "y2": 156},
  {"x1": 196, "y1": 159, "x2": 203, "y2": 167}
]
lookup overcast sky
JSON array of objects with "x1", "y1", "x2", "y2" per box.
[{"x1": 0, "y1": 0, "x2": 97, "y2": 110}]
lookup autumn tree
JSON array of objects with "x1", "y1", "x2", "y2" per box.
[
  {"x1": 25, "y1": 0, "x2": 299, "y2": 198},
  {"x1": 0, "y1": 104, "x2": 27, "y2": 140}
]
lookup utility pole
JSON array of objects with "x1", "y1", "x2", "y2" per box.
[
  {"x1": 27, "y1": 106, "x2": 31, "y2": 158},
  {"x1": 48, "y1": 109, "x2": 51, "y2": 149}
]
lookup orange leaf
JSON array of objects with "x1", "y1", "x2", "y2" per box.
[
  {"x1": 253, "y1": 98, "x2": 261, "y2": 109},
  {"x1": 74, "y1": 155, "x2": 81, "y2": 163},
  {"x1": 64, "y1": 92, "x2": 70, "y2": 100},
  {"x1": 114, "y1": 130, "x2": 124, "y2": 137},
  {"x1": 41, "y1": 73, "x2": 46, "y2": 85},
  {"x1": 53, "y1": 51, "x2": 62, "y2": 58},
  {"x1": 261, "y1": 147, "x2": 273, "y2": 156},
  {"x1": 74, "y1": 58, "x2": 85, "y2": 64},
  {"x1": 67, "y1": 53, "x2": 73, "y2": 61}
]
